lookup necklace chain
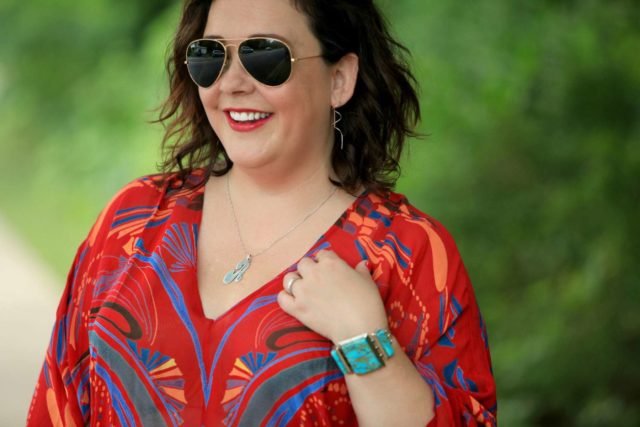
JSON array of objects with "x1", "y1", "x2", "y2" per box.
[{"x1": 223, "y1": 173, "x2": 338, "y2": 284}]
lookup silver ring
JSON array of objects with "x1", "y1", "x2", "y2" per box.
[{"x1": 284, "y1": 275, "x2": 301, "y2": 296}]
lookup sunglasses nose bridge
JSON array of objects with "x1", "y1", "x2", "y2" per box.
[
  {"x1": 216, "y1": 42, "x2": 257, "y2": 89},
  {"x1": 219, "y1": 43, "x2": 243, "y2": 74}
]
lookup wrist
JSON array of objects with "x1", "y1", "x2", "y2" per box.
[
  {"x1": 330, "y1": 320, "x2": 390, "y2": 344},
  {"x1": 330, "y1": 328, "x2": 395, "y2": 375}
]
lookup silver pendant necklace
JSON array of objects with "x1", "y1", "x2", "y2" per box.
[{"x1": 223, "y1": 174, "x2": 338, "y2": 284}]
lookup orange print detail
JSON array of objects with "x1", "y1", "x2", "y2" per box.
[{"x1": 408, "y1": 218, "x2": 448, "y2": 292}]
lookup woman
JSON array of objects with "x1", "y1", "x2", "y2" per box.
[{"x1": 28, "y1": 0, "x2": 496, "y2": 425}]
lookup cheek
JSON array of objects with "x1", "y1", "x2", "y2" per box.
[
  {"x1": 271, "y1": 81, "x2": 331, "y2": 124},
  {"x1": 276, "y1": 104, "x2": 329, "y2": 148},
  {"x1": 272, "y1": 93, "x2": 314, "y2": 133},
  {"x1": 198, "y1": 88, "x2": 224, "y2": 126},
  {"x1": 198, "y1": 87, "x2": 216, "y2": 109}
]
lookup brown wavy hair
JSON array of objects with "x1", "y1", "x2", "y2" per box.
[{"x1": 157, "y1": 0, "x2": 420, "y2": 195}]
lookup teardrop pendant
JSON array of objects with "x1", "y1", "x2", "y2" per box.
[{"x1": 222, "y1": 254, "x2": 252, "y2": 284}]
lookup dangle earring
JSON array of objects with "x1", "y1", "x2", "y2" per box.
[{"x1": 333, "y1": 108, "x2": 344, "y2": 150}]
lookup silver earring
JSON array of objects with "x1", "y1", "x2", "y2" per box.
[{"x1": 333, "y1": 108, "x2": 344, "y2": 150}]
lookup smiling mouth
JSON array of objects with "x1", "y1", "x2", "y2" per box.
[
  {"x1": 224, "y1": 110, "x2": 274, "y2": 132},
  {"x1": 227, "y1": 111, "x2": 273, "y2": 123}
]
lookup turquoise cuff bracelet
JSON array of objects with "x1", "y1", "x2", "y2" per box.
[{"x1": 330, "y1": 329, "x2": 395, "y2": 375}]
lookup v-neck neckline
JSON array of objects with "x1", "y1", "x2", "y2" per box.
[{"x1": 190, "y1": 175, "x2": 369, "y2": 324}]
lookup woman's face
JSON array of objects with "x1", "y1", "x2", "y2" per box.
[{"x1": 199, "y1": 0, "x2": 336, "y2": 176}]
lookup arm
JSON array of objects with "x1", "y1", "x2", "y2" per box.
[
  {"x1": 411, "y1": 265, "x2": 496, "y2": 427},
  {"x1": 278, "y1": 217, "x2": 496, "y2": 426},
  {"x1": 339, "y1": 328, "x2": 436, "y2": 426},
  {"x1": 26, "y1": 174, "x2": 174, "y2": 426},
  {"x1": 390, "y1": 218, "x2": 497, "y2": 426},
  {"x1": 27, "y1": 240, "x2": 91, "y2": 427}
]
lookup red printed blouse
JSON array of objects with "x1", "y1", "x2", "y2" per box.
[{"x1": 27, "y1": 169, "x2": 496, "y2": 426}]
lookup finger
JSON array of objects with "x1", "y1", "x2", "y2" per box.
[
  {"x1": 314, "y1": 249, "x2": 336, "y2": 261},
  {"x1": 296, "y1": 255, "x2": 316, "y2": 275},
  {"x1": 277, "y1": 289, "x2": 297, "y2": 315},
  {"x1": 355, "y1": 259, "x2": 371, "y2": 277},
  {"x1": 282, "y1": 272, "x2": 301, "y2": 296}
]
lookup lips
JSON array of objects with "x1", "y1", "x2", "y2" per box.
[{"x1": 224, "y1": 108, "x2": 273, "y2": 132}]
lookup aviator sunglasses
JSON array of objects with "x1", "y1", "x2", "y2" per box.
[{"x1": 185, "y1": 37, "x2": 323, "y2": 87}]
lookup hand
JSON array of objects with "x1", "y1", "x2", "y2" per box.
[{"x1": 277, "y1": 249, "x2": 389, "y2": 343}]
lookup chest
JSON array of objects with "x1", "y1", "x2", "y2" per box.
[
  {"x1": 196, "y1": 224, "x2": 321, "y2": 320},
  {"x1": 88, "y1": 232, "x2": 357, "y2": 425},
  {"x1": 196, "y1": 193, "x2": 356, "y2": 321}
]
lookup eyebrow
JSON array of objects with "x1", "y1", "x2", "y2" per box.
[{"x1": 202, "y1": 33, "x2": 291, "y2": 43}]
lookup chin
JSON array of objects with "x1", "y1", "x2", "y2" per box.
[{"x1": 225, "y1": 145, "x2": 277, "y2": 170}]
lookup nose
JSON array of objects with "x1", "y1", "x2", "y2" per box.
[{"x1": 217, "y1": 45, "x2": 255, "y2": 94}]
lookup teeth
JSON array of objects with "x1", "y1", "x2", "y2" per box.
[{"x1": 229, "y1": 111, "x2": 271, "y2": 122}]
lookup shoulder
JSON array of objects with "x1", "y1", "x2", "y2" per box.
[
  {"x1": 363, "y1": 189, "x2": 460, "y2": 253},
  {"x1": 352, "y1": 189, "x2": 465, "y2": 293},
  {"x1": 85, "y1": 168, "x2": 207, "y2": 248},
  {"x1": 106, "y1": 168, "x2": 207, "y2": 209}
]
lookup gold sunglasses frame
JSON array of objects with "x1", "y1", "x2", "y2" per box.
[{"x1": 184, "y1": 37, "x2": 323, "y2": 88}]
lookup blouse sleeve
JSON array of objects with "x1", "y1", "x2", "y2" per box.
[
  {"x1": 387, "y1": 215, "x2": 497, "y2": 426},
  {"x1": 26, "y1": 238, "x2": 92, "y2": 427},
  {"x1": 25, "y1": 172, "x2": 181, "y2": 426},
  {"x1": 25, "y1": 175, "x2": 158, "y2": 426}
]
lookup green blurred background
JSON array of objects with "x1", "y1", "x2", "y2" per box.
[{"x1": 1, "y1": 0, "x2": 638, "y2": 425}]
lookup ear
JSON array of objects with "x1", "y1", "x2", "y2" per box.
[{"x1": 330, "y1": 53, "x2": 359, "y2": 108}]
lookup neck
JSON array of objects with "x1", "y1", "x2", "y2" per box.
[
  {"x1": 226, "y1": 130, "x2": 339, "y2": 204},
  {"x1": 225, "y1": 158, "x2": 341, "y2": 225},
  {"x1": 230, "y1": 158, "x2": 334, "y2": 197},
  {"x1": 221, "y1": 120, "x2": 350, "y2": 224}
]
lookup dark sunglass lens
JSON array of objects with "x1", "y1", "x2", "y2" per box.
[
  {"x1": 186, "y1": 40, "x2": 225, "y2": 87},
  {"x1": 239, "y1": 39, "x2": 292, "y2": 86}
]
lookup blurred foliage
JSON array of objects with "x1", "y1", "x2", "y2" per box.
[{"x1": 1, "y1": 0, "x2": 638, "y2": 425}]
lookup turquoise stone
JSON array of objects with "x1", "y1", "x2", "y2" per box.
[
  {"x1": 341, "y1": 339, "x2": 384, "y2": 374},
  {"x1": 331, "y1": 329, "x2": 395, "y2": 375},
  {"x1": 376, "y1": 329, "x2": 395, "y2": 357},
  {"x1": 330, "y1": 349, "x2": 350, "y2": 374}
]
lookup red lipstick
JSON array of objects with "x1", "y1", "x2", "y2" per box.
[{"x1": 224, "y1": 109, "x2": 273, "y2": 132}]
